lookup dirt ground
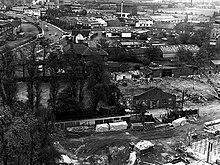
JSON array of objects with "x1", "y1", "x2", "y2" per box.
[
  {"x1": 15, "y1": 75, "x2": 220, "y2": 164},
  {"x1": 55, "y1": 74, "x2": 220, "y2": 165},
  {"x1": 54, "y1": 100, "x2": 220, "y2": 165}
]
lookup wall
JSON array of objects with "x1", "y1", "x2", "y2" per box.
[
  {"x1": 133, "y1": 88, "x2": 176, "y2": 109},
  {"x1": 135, "y1": 19, "x2": 154, "y2": 27}
]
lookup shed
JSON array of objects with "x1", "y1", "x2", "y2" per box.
[
  {"x1": 133, "y1": 87, "x2": 176, "y2": 109},
  {"x1": 211, "y1": 60, "x2": 220, "y2": 73}
]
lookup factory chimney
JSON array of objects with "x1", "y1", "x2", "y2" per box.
[
  {"x1": 121, "y1": 1, "x2": 123, "y2": 17},
  {"x1": 191, "y1": 0, "x2": 192, "y2": 6}
]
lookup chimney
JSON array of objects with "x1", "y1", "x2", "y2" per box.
[{"x1": 121, "y1": 1, "x2": 123, "y2": 17}]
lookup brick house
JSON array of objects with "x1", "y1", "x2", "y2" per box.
[
  {"x1": 133, "y1": 87, "x2": 176, "y2": 109},
  {"x1": 0, "y1": 20, "x2": 21, "y2": 37}
]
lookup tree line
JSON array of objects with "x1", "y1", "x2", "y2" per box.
[{"x1": 0, "y1": 37, "x2": 121, "y2": 164}]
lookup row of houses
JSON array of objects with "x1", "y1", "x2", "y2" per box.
[
  {"x1": 57, "y1": 16, "x2": 108, "y2": 29},
  {"x1": 0, "y1": 13, "x2": 21, "y2": 37}
]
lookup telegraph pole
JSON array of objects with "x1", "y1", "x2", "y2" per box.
[{"x1": 207, "y1": 141, "x2": 213, "y2": 163}]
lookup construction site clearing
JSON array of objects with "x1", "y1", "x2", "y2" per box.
[{"x1": 54, "y1": 75, "x2": 220, "y2": 165}]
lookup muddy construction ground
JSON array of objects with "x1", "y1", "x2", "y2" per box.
[{"x1": 54, "y1": 75, "x2": 220, "y2": 165}]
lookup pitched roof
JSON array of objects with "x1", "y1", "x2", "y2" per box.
[
  {"x1": 211, "y1": 60, "x2": 220, "y2": 65},
  {"x1": 133, "y1": 87, "x2": 157, "y2": 100},
  {"x1": 82, "y1": 47, "x2": 109, "y2": 56},
  {"x1": 133, "y1": 87, "x2": 174, "y2": 101},
  {"x1": 9, "y1": 20, "x2": 21, "y2": 27},
  {"x1": 0, "y1": 13, "x2": 9, "y2": 19},
  {"x1": 72, "y1": 43, "x2": 88, "y2": 54},
  {"x1": 90, "y1": 47, "x2": 109, "y2": 56},
  {"x1": 64, "y1": 43, "x2": 108, "y2": 56}
]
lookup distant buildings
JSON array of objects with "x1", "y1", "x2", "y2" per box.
[
  {"x1": 63, "y1": 43, "x2": 108, "y2": 63},
  {"x1": 150, "y1": 15, "x2": 184, "y2": 24},
  {"x1": 159, "y1": 7, "x2": 219, "y2": 17},
  {"x1": 0, "y1": 14, "x2": 21, "y2": 37},
  {"x1": 105, "y1": 27, "x2": 132, "y2": 38},
  {"x1": 160, "y1": 45, "x2": 200, "y2": 59},
  {"x1": 54, "y1": 16, "x2": 107, "y2": 29},
  {"x1": 135, "y1": 17, "x2": 154, "y2": 28}
]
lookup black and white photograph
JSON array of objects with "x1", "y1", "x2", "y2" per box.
[{"x1": 0, "y1": 0, "x2": 220, "y2": 164}]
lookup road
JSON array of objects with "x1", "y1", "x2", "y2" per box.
[
  {"x1": 5, "y1": 11, "x2": 65, "y2": 43},
  {"x1": 40, "y1": 21, "x2": 64, "y2": 42}
]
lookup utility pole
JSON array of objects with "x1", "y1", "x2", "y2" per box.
[
  {"x1": 207, "y1": 141, "x2": 213, "y2": 163},
  {"x1": 181, "y1": 90, "x2": 184, "y2": 109}
]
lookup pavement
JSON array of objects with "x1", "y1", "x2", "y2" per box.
[
  {"x1": 5, "y1": 11, "x2": 65, "y2": 43},
  {"x1": 40, "y1": 21, "x2": 64, "y2": 42}
]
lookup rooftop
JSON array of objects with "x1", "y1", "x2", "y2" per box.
[
  {"x1": 160, "y1": 45, "x2": 200, "y2": 53},
  {"x1": 211, "y1": 60, "x2": 220, "y2": 65}
]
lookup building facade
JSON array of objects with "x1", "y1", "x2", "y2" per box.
[
  {"x1": 105, "y1": 27, "x2": 132, "y2": 38},
  {"x1": 135, "y1": 18, "x2": 154, "y2": 28},
  {"x1": 0, "y1": 20, "x2": 21, "y2": 37},
  {"x1": 133, "y1": 87, "x2": 176, "y2": 109}
]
